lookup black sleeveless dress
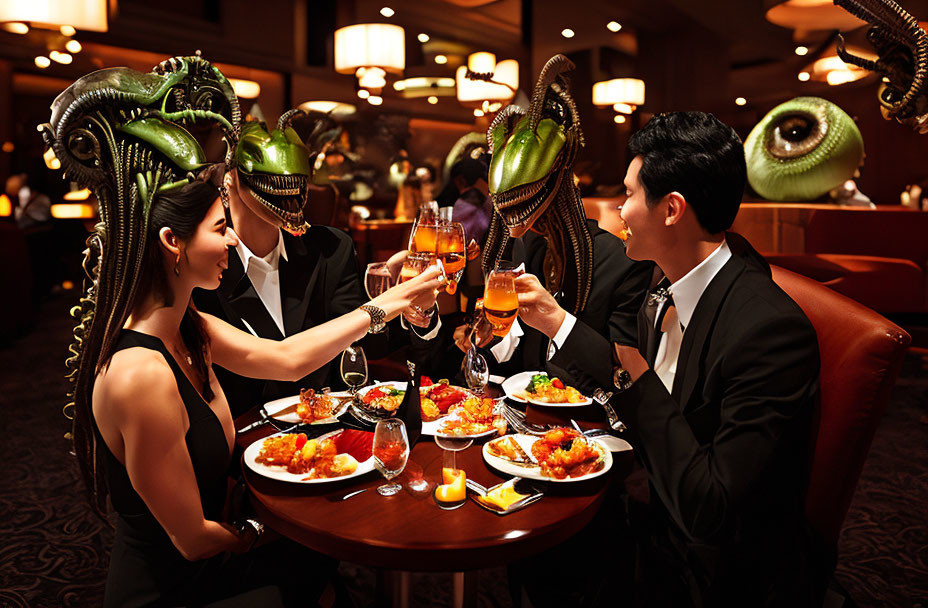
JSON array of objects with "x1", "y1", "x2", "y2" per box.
[{"x1": 96, "y1": 330, "x2": 283, "y2": 608}]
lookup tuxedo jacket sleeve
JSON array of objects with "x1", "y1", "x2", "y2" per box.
[
  {"x1": 618, "y1": 259, "x2": 819, "y2": 544},
  {"x1": 547, "y1": 227, "x2": 652, "y2": 394}
]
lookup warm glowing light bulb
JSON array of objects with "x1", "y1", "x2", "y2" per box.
[
  {"x1": 798, "y1": 71, "x2": 811, "y2": 81},
  {"x1": 357, "y1": 89, "x2": 370, "y2": 99},
  {"x1": 66, "y1": 40, "x2": 82, "y2": 53},
  {"x1": 60, "y1": 25, "x2": 76, "y2": 36},
  {"x1": 735, "y1": 97, "x2": 747, "y2": 106},
  {"x1": 34, "y1": 56, "x2": 51, "y2": 69},
  {"x1": 3, "y1": 22, "x2": 29, "y2": 34},
  {"x1": 368, "y1": 95, "x2": 383, "y2": 105},
  {"x1": 561, "y1": 28, "x2": 575, "y2": 39},
  {"x1": 418, "y1": 33, "x2": 429, "y2": 43},
  {"x1": 434, "y1": 54, "x2": 447, "y2": 65},
  {"x1": 607, "y1": 21, "x2": 622, "y2": 32},
  {"x1": 380, "y1": 7, "x2": 394, "y2": 17},
  {"x1": 474, "y1": 109, "x2": 485, "y2": 117},
  {"x1": 50, "y1": 51, "x2": 72, "y2": 64},
  {"x1": 427, "y1": 96, "x2": 438, "y2": 104},
  {"x1": 795, "y1": 46, "x2": 809, "y2": 56},
  {"x1": 44, "y1": 147, "x2": 61, "y2": 170},
  {"x1": 613, "y1": 114, "x2": 627, "y2": 124}
]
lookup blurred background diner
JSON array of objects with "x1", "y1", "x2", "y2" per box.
[{"x1": 0, "y1": 0, "x2": 926, "y2": 606}]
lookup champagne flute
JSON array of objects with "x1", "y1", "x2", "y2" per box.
[
  {"x1": 436, "y1": 222, "x2": 466, "y2": 295},
  {"x1": 372, "y1": 419, "x2": 409, "y2": 496},
  {"x1": 483, "y1": 264, "x2": 519, "y2": 338},
  {"x1": 340, "y1": 344, "x2": 368, "y2": 398},
  {"x1": 364, "y1": 262, "x2": 394, "y2": 298}
]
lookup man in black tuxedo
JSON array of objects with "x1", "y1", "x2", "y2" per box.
[
  {"x1": 517, "y1": 112, "x2": 821, "y2": 606},
  {"x1": 193, "y1": 167, "x2": 395, "y2": 417}
]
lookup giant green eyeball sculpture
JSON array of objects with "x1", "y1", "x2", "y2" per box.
[{"x1": 744, "y1": 97, "x2": 864, "y2": 201}]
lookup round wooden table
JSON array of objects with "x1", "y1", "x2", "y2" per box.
[{"x1": 237, "y1": 422, "x2": 611, "y2": 573}]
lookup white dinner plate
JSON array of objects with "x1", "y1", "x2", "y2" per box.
[
  {"x1": 264, "y1": 392, "x2": 351, "y2": 424},
  {"x1": 357, "y1": 381, "x2": 408, "y2": 400},
  {"x1": 482, "y1": 433, "x2": 614, "y2": 483},
  {"x1": 243, "y1": 431, "x2": 375, "y2": 484},
  {"x1": 501, "y1": 371, "x2": 593, "y2": 407}
]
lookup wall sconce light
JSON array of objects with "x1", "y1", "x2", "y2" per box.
[
  {"x1": 0, "y1": 0, "x2": 109, "y2": 32},
  {"x1": 593, "y1": 78, "x2": 645, "y2": 123}
]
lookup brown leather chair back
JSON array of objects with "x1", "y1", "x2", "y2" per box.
[{"x1": 771, "y1": 265, "x2": 910, "y2": 547}]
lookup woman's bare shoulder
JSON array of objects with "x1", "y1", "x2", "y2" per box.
[{"x1": 95, "y1": 347, "x2": 185, "y2": 428}]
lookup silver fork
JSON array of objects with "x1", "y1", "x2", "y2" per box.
[{"x1": 503, "y1": 405, "x2": 548, "y2": 435}]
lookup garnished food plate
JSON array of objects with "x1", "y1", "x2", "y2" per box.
[
  {"x1": 502, "y1": 371, "x2": 592, "y2": 407},
  {"x1": 352, "y1": 381, "x2": 408, "y2": 423},
  {"x1": 482, "y1": 431, "x2": 613, "y2": 483},
  {"x1": 264, "y1": 391, "x2": 351, "y2": 424},
  {"x1": 422, "y1": 396, "x2": 507, "y2": 439},
  {"x1": 243, "y1": 429, "x2": 374, "y2": 484}
]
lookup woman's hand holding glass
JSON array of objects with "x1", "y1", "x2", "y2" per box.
[{"x1": 367, "y1": 264, "x2": 443, "y2": 323}]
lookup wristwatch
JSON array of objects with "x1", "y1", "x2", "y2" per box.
[
  {"x1": 234, "y1": 518, "x2": 264, "y2": 550},
  {"x1": 613, "y1": 367, "x2": 633, "y2": 392},
  {"x1": 360, "y1": 304, "x2": 386, "y2": 333}
]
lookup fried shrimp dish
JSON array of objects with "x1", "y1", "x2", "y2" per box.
[
  {"x1": 439, "y1": 397, "x2": 507, "y2": 436},
  {"x1": 255, "y1": 433, "x2": 358, "y2": 479},
  {"x1": 361, "y1": 386, "x2": 405, "y2": 412},
  {"x1": 530, "y1": 428, "x2": 604, "y2": 479},
  {"x1": 297, "y1": 389, "x2": 338, "y2": 423}
]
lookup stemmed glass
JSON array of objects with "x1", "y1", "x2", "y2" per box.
[
  {"x1": 340, "y1": 344, "x2": 368, "y2": 398},
  {"x1": 398, "y1": 251, "x2": 442, "y2": 326},
  {"x1": 364, "y1": 262, "x2": 395, "y2": 299},
  {"x1": 436, "y1": 222, "x2": 466, "y2": 295},
  {"x1": 483, "y1": 264, "x2": 520, "y2": 338},
  {"x1": 372, "y1": 419, "x2": 409, "y2": 496}
]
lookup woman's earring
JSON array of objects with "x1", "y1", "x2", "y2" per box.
[{"x1": 174, "y1": 254, "x2": 181, "y2": 276}]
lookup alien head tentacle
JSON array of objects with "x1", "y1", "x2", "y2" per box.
[
  {"x1": 528, "y1": 54, "x2": 576, "y2": 132},
  {"x1": 486, "y1": 105, "x2": 525, "y2": 156},
  {"x1": 278, "y1": 108, "x2": 306, "y2": 132},
  {"x1": 837, "y1": 35, "x2": 883, "y2": 73},
  {"x1": 481, "y1": 211, "x2": 510, "y2": 275}
]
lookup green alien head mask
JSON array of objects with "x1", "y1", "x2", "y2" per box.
[
  {"x1": 744, "y1": 97, "x2": 864, "y2": 201},
  {"x1": 482, "y1": 54, "x2": 594, "y2": 315},
  {"x1": 234, "y1": 109, "x2": 312, "y2": 235}
]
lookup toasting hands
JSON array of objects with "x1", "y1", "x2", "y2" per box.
[{"x1": 513, "y1": 274, "x2": 566, "y2": 339}]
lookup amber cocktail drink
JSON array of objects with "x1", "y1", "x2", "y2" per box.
[
  {"x1": 484, "y1": 269, "x2": 519, "y2": 337},
  {"x1": 436, "y1": 223, "x2": 466, "y2": 294}
]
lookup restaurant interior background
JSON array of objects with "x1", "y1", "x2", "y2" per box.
[{"x1": 0, "y1": 0, "x2": 925, "y2": 606}]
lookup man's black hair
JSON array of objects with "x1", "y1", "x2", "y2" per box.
[
  {"x1": 627, "y1": 112, "x2": 746, "y2": 234},
  {"x1": 449, "y1": 156, "x2": 489, "y2": 188}
]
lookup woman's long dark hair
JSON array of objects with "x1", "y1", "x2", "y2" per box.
[{"x1": 73, "y1": 179, "x2": 220, "y2": 513}]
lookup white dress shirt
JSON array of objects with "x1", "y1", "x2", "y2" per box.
[
  {"x1": 654, "y1": 240, "x2": 732, "y2": 391},
  {"x1": 233, "y1": 230, "x2": 289, "y2": 336}
]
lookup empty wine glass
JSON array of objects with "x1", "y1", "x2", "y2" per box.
[
  {"x1": 372, "y1": 419, "x2": 409, "y2": 496},
  {"x1": 364, "y1": 262, "x2": 395, "y2": 299},
  {"x1": 340, "y1": 344, "x2": 368, "y2": 398}
]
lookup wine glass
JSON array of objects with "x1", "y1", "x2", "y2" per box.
[
  {"x1": 340, "y1": 344, "x2": 368, "y2": 398},
  {"x1": 483, "y1": 264, "x2": 520, "y2": 338},
  {"x1": 399, "y1": 251, "x2": 441, "y2": 325},
  {"x1": 372, "y1": 419, "x2": 409, "y2": 496},
  {"x1": 364, "y1": 262, "x2": 394, "y2": 298},
  {"x1": 409, "y1": 202, "x2": 439, "y2": 253},
  {"x1": 436, "y1": 222, "x2": 466, "y2": 295}
]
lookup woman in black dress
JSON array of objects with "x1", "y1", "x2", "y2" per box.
[{"x1": 74, "y1": 180, "x2": 441, "y2": 606}]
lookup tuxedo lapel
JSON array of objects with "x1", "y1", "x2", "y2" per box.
[
  {"x1": 220, "y1": 248, "x2": 285, "y2": 340},
  {"x1": 280, "y1": 233, "x2": 322, "y2": 337},
  {"x1": 672, "y1": 255, "x2": 745, "y2": 410}
]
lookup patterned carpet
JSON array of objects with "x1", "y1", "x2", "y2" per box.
[{"x1": 1, "y1": 294, "x2": 926, "y2": 607}]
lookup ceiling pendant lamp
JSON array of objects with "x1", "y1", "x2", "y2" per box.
[
  {"x1": 0, "y1": 0, "x2": 109, "y2": 32},
  {"x1": 456, "y1": 52, "x2": 518, "y2": 111},
  {"x1": 763, "y1": 0, "x2": 866, "y2": 32},
  {"x1": 335, "y1": 23, "x2": 405, "y2": 104}
]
